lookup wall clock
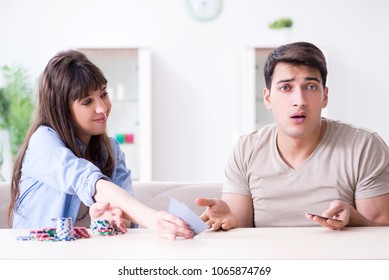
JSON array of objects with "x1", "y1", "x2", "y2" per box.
[{"x1": 186, "y1": 0, "x2": 223, "y2": 21}]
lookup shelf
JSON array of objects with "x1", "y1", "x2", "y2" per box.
[{"x1": 78, "y1": 48, "x2": 152, "y2": 181}]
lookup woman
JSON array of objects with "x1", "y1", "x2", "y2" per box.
[{"x1": 8, "y1": 50, "x2": 193, "y2": 240}]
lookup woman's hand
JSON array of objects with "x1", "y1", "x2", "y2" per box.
[
  {"x1": 153, "y1": 211, "x2": 195, "y2": 240},
  {"x1": 89, "y1": 202, "x2": 127, "y2": 233}
]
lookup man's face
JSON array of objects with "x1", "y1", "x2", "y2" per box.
[{"x1": 264, "y1": 62, "x2": 328, "y2": 140}]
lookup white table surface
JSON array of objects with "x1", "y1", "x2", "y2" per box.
[{"x1": 1, "y1": 227, "x2": 389, "y2": 260}]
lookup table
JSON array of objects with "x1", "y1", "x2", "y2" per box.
[{"x1": 1, "y1": 227, "x2": 389, "y2": 260}]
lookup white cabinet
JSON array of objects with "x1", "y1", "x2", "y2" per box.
[
  {"x1": 78, "y1": 48, "x2": 152, "y2": 181},
  {"x1": 240, "y1": 47, "x2": 274, "y2": 134}
]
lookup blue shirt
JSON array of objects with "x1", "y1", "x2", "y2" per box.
[{"x1": 13, "y1": 126, "x2": 134, "y2": 229}]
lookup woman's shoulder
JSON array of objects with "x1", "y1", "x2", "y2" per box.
[
  {"x1": 107, "y1": 136, "x2": 122, "y2": 155},
  {"x1": 33, "y1": 125, "x2": 56, "y2": 136},
  {"x1": 30, "y1": 125, "x2": 64, "y2": 147},
  {"x1": 108, "y1": 136, "x2": 119, "y2": 148}
]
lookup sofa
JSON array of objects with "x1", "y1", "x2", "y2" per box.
[{"x1": 0, "y1": 181, "x2": 222, "y2": 228}]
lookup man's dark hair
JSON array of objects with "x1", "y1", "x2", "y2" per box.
[{"x1": 264, "y1": 42, "x2": 328, "y2": 89}]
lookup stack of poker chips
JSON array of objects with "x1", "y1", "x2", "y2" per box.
[
  {"x1": 72, "y1": 227, "x2": 90, "y2": 239},
  {"x1": 16, "y1": 217, "x2": 91, "y2": 242},
  {"x1": 55, "y1": 217, "x2": 75, "y2": 241},
  {"x1": 22, "y1": 228, "x2": 57, "y2": 241},
  {"x1": 90, "y1": 219, "x2": 122, "y2": 236},
  {"x1": 16, "y1": 217, "x2": 125, "y2": 241}
]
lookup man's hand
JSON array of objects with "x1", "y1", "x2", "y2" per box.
[
  {"x1": 195, "y1": 198, "x2": 238, "y2": 230},
  {"x1": 305, "y1": 200, "x2": 351, "y2": 230}
]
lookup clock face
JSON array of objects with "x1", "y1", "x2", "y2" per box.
[{"x1": 186, "y1": 0, "x2": 222, "y2": 21}]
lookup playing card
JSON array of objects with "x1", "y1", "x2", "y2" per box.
[{"x1": 168, "y1": 197, "x2": 208, "y2": 235}]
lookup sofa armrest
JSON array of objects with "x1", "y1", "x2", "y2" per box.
[{"x1": 0, "y1": 182, "x2": 11, "y2": 228}]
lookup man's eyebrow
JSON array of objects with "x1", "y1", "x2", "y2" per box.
[
  {"x1": 305, "y1": 77, "x2": 321, "y2": 83},
  {"x1": 276, "y1": 78, "x2": 294, "y2": 84},
  {"x1": 275, "y1": 77, "x2": 321, "y2": 84}
]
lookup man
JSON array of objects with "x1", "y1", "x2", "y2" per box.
[{"x1": 196, "y1": 42, "x2": 389, "y2": 230}]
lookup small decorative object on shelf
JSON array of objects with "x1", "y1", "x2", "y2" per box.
[
  {"x1": 125, "y1": 133, "x2": 134, "y2": 144},
  {"x1": 268, "y1": 17, "x2": 293, "y2": 44},
  {"x1": 116, "y1": 133, "x2": 135, "y2": 144},
  {"x1": 116, "y1": 134, "x2": 125, "y2": 144},
  {"x1": 268, "y1": 17, "x2": 293, "y2": 29}
]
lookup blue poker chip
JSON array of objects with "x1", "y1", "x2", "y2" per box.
[
  {"x1": 16, "y1": 236, "x2": 31, "y2": 241},
  {"x1": 56, "y1": 236, "x2": 76, "y2": 241}
]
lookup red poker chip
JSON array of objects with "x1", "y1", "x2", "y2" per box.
[
  {"x1": 38, "y1": 236, "x2": 57, "y2": 241},
  {"x1": 72, "y1": 227, "x2": 90, "y2": 238},
  {"x1": 30, "y1": 229, "x2": 44, "y2": 234}
]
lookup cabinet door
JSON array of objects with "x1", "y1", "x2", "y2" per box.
[
  {"x1": 255, "y1": 48, "x2": 275, "y2": 130},
  {"x1": 77, "y1": 48, "x2": 152, "y2": 181},
  {"x1": 240, "y1": 47, "x2": 274, "y2": 134}
]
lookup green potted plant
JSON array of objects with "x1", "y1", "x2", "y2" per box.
[
  {"x1": 0, "y1": 64, "x2": 34, "y2": 167},
  {"x1": 0, "y1": 143, "x2": 4, "y2": 181},
  {"x1": 268, "y1": 17, "x2": 293, "y2": 44},
  {"x1": 268, "y1": 17, "x2": 293, "y2": 29}
]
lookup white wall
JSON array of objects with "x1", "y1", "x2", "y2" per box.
[{"x1": 1, "y1": 0, "x2": 389, "y2": 182}]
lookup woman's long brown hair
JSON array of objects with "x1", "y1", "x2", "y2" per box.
[{"x1": 8, "y1": 50, "x2": 115, "y2": 226}]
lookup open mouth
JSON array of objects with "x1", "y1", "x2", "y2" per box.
[
  {"x1": 290, "y1": 113, "x2": 306, "y2": 119},
  {"x1": 290, "y1": 112, "x2": 307, "y2": 123}
]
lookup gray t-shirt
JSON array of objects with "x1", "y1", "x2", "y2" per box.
[{"x1": 223, "y1": 118, "x2": 389, "y2": 227}]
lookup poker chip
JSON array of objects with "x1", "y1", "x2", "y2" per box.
[
  {"x1": 72, "y1": 227, "x2": 90, "y2": 239},
  {"x1": 54, "y1": 217, "x2": 73, "y2": 240},
  {"x1": 16, "y1": 236, "x2": 31, "y2": 241},
  {"x1": 16, "y1": 216, "x2": 124, "y2": 242},
  {"x1": 38, "y1": 236, "x2": 57, "y2": 242},
  {"x1": 42, "y1": 227, "x2": 56, "y2": 237},
  {"x1": 56, "y1": 236, "x2": 76, "y2": 241},
  {"x1": 89, "y1": 219, "x2": 123, "y2": 236}
]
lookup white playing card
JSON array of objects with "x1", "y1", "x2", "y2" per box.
[{"x1": 168, "y1": 197, "x2": 208, "y2": 235}]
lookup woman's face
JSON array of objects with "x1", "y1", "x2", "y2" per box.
[{"x1": 70, "y1": 85, "x2": 111, "y2": 144}]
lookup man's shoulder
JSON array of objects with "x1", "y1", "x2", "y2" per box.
[
  {"x1": 240, "y1": 123, "x2": 275, "y2": 139},
  {"x1": 237, "y1": 124, "x2": 275, "y2": 149},
  {"x1": 327, "y1": 119, "x2": 376, "y2": 137},
  {"x1": 325, "y1": 118, "x2": 387, "y2": 150}
]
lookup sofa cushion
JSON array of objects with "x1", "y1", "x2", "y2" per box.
[{"x1": 133, "y1": 181, "x2": 222, "y2": 215}]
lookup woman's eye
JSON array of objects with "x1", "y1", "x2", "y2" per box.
[
  {"x1": 102, "y1": 91, "x2": 109, "y2": 98},
  {"x1": 82, "y1": 99, "x2": 92, "y2": 105}
]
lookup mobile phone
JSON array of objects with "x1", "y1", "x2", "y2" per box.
[{"x1": 306, "y1": 213, "x2": 342, "y2": 222}]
